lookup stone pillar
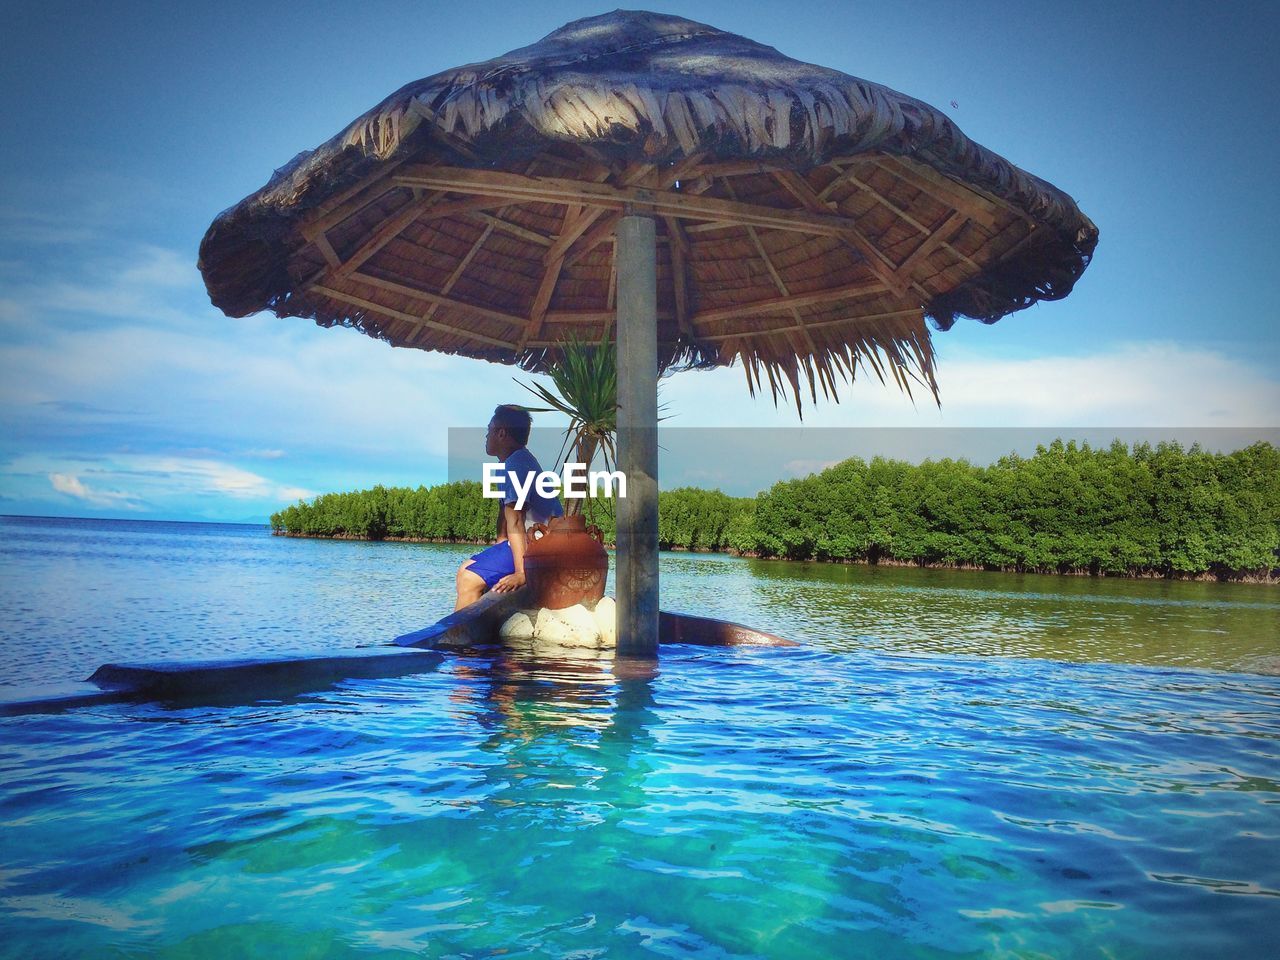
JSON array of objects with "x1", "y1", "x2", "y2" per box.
[{"x1": 614, "y1": 214, "x2": 659, "y2": 657}]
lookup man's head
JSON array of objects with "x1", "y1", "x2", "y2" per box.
[{"x1": 486, "y1": 404, "x2": 532, "y2": 458}]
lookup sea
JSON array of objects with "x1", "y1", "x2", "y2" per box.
[{"x1": 1, "y1": 515, "x2": 1278, "y2": 958}]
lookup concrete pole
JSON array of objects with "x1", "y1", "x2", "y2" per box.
[{"x1": 614, "y1": 213, "x2": 659, "y2": 657}]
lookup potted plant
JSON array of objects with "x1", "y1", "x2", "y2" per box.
[
  {"x1": 513, "y1": 336, "x2": 617, "y2": 608},
  {"x1": 517, "y1": 335, "x2": 618, "y2": 523}
]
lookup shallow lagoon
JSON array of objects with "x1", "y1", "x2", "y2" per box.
[{"x1": 2, "y1": 517, "x2": 1278, "y2": 958}]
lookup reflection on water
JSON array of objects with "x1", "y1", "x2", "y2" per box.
[
  {"x1": 448, "y1": 648, "x2": 658, "y2": 743},
  {"x1": 661, "y1": 554, "x2": 1280, "y2": 675},
  {"x1": 1, "y1": 517, "x2": 1276, "y2": 692},
  {"x1": 2, "y1": 647, "x2": 1278, "y2": 958}
]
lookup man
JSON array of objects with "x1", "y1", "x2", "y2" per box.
[{"x1": 454, "y1": 405, "x2": 564, "y2": 610}]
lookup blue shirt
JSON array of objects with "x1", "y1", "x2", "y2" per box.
[{"x1": 497, "y1": 446, "x2": 564, "y2": 529}]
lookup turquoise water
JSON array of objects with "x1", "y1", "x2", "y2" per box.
[{"x1": 2, "y1": 517, "x2": 1279, "y2": 957}]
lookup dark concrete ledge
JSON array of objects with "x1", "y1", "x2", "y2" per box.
[
  {"x1": 658, "y1": 611, "x2": 796, "y2": 647},
  {"x1": 0, "y1": 681, "x2": 134, "y2": 716},
  {"x1": 87, "y1": 647, "x2": 444, "y2": 698},
  {"x1": 393, "y1": 586, "x2": 530, "y2": 648},
  {"x1": 0, "y1": 647, "x2": 444, "y2": 716}
]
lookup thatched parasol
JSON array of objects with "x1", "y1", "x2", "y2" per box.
[{"x1": 199, "y1": 10, "x2": 1097, "y2": 654}]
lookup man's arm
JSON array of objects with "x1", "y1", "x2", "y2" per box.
[{"x1": 492, "y1": 504, "x2": 527, "y2": 593}]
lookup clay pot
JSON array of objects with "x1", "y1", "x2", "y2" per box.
[{"x1": 523, "y1": 516, "x2": 608, "y2": 610}]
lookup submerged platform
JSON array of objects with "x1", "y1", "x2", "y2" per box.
[
  {"x1": 0, "y1": 647, "x2": 445, "y2": 716},
  {"x1": 1, "y1": 588, "x2": 793, "y2": 716}
]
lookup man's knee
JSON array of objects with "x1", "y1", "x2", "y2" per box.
[
  {"x1": 456, "y1": 562, "x2": 485, "y2": 593},
  {"x1": 455, "y1": 562, "x2": 487, "y2": 610}
]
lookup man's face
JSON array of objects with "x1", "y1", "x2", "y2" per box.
[{"x1": 485, "y1": 420, "x2": 502, "y2": 458}]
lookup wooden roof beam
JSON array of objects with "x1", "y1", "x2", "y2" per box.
[
  {"x1": 313, "y1": 232, "x2": 341, "y2": 268},
  {"x1": 512, "y1": 162, "x2": 683, "y2": 267},
  {"x1": 895, "y1": 209, "x2": 969, "y2": 282},
  {"x1": 299, "y1": 158, "x2": 410, "y2": 241},
  {"x1": 392, "y1": 165, "x2": 917, "y2": 243},
  {"x1": 690, "y1": 278, "x2": 885, "y2": 326},
  {"x1": 310, "y1": 284, "x2": 517, "y2": 349},
  {"x1": 601, "y1": 247, "x2": 617, "y2": 345},
  {"x1": 519, "y1": 255, "x2": 566, "y2": 353},
  {"x1": 662, "y1": 152, "x2": 709, "y2": 186},
  {"x1": 563, "y1": 211, "x2": 624, "y2": 267},
  {"x1": 815, "y1": 162, "x2": 862, "y2": 204},
  {"x1": 465, "y1": 211, "x2": 553, "y2": 246},
  {"x1": 698, "y1": 307, "x2": 922, "y2": 342},
  {"x1": 516, "y1": 207, "x2": 582, "y2": 352},
  {"x1": 683, "y1": 220, "x2": 740, "y2": 235},
  {"x1": 685, "y1": 159, "x2": 783, "y2": 178},
  {"x1": 558, "y1": 164, "x2": 665, "y2": 267},
  {"x1": 326, "y1": 193, "x2": 511, "y2": 280},
  {"x1": 344, "y1": 272, "x2": 528, "y2": 329},
  {"x1": 404, "y1": 222, "x2": 496, "y2": 345},
  {"x1": 842, "y1": 172, "x2": 932, "y2": 233},
  {"x1": 772, "y1": 169, "x2": 910, "y2": 297},
  {"x1": 863, "y1": 156, "x2": 1008, "y2": 232},
  {"x1": 544, "y1": 206, "x2": 609, "y2": 264},
  {"x1": 306, "y1": 189, "x2": 437, "y2": 277},
  {"x1": 723, "y1": 179, "x2": 818, "y2": 358},
  {"x1": 543, "y1": 307, "x2": 675, "y2": 324},
  {"x1": 662, "y1": 216, "x2": 694, "y2": 338},
  {"x1": 515, "y1": 165, "x2": 617, "y2": 352},
  {"x1": 831, "y1": 172, "x2": 983, "y2": 273}
]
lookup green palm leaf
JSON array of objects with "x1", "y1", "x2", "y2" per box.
[{"x1": 515, "y1": 335, "x2": 618, "y2": 519}]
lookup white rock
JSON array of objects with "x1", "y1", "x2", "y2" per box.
[
  {"x1": 498, "y1": 611, "x2": 535, "y2": 640},
  {"x1": 560, "y1": 604, "x2": 604, "y2": 650},
  {"x1": 558, "y1": 603, "x2": 602, "y2": 640},
  {"x1": 593, "y1": 596, "x2": 617, "y2": 648},
  {"x1": 533, "y1": 604, "x2": 601, "y2": 648}
]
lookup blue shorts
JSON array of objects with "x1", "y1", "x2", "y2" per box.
[{"x1": 466, "y1": 541, "x2": 515, "y2": 589}]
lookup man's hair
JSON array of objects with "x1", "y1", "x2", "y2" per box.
[{"x1": 491, "y1": 404, "x2": 532, "y2": 445}]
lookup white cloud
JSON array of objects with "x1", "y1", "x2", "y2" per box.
[
  {"x1": 0, "y1": 243, "x2": 206, "y2": 336},
  {"x1": 116, "y1": 246, "x2": 194, "y2": 289},
  {"x1": 125, "y1": 457, "x2": 273, "y2": 499},
  {"x1": 48, "y1": 472, "x2": 142, "y2": 510},
  {"x1": 17, "y1": 454, "x2": 284, "y2": 506},
  {"x1": 0, "y1": 313, "x2": 537, "y2": 463},
  {"x1": 49, "y1": 473, "x2": 91, "y2": 497},
  {"x1": 659, "y1": 341, "x2": 1280, "y2": 428},
  {"x1": 927, "y1": 343, "x2": 1280, "y2": 426},
  {"x1": 0, "y1": 238, "x2": 556, "y2": 480},
  {"x1": 782, "y1": 458, "x2": 842, "y2": 476}
]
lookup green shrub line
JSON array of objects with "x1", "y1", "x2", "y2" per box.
[{"x1": 271, "y1": 440, "x2": 1280, "y2": 581}]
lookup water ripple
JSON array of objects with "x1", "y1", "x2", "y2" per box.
[{"x1": 3, "y1": 520, "x2": 1280, "y2": 957}]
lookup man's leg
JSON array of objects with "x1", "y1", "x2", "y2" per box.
[
  {"x1": 455, "y1": 561, "x2": 487, "y2": 611},
  {"x1": 455, "y1": 541, "x2": 515, "y2": 611}
]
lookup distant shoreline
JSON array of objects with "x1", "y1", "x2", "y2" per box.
[{"x1": 271, "y1": 530, "x2": 1278, "y2": 585}]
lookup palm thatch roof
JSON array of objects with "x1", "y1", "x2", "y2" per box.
[{"x1": 198, "y1": 9, "x2": 1097, "y2": 410}]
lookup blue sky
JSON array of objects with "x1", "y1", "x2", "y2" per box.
[{"x1": 1, "y1": 0, "x2": 1276, "y2": 522}]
